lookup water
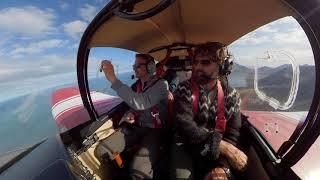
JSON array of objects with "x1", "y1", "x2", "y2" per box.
[
  {"x1": 0, "y1": 88, "x2": 59, "y2": 154},
  {"x1": 0, "y1": 72, "x2": 134, "y2": 154}
]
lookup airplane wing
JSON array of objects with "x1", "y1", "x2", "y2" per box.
[
  {"x1": 51, "y1": 87, "x2": 122, "y2": 132},
  {"x1": 242, "y1": 110, "x2": 307, "y2": 151}
]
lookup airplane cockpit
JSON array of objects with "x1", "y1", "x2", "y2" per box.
[
  {"x1": 64, "y1": 0, "x2": 320, "y2": 179},
  {"x1": 1, "y1": 0, "x2": 320, "y2": 180}
]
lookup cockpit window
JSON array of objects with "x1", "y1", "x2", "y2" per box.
[
  {"x1": 88, "y1": 47, "x2": 137, "y2": 116},
  {"x1": 229, "y1": 16, "x2": 315, "y2": 152}
]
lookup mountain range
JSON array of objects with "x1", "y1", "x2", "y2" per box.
[{"x1": 230, "y1": 63, "x2": 315, "y2": 111}]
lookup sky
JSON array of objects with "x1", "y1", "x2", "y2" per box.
[
  {"x1": 229, "y1": 16, "x2": 314, "y2": 68},
  {"x1": 0, "y1": 0, "x2": 315, "y2": 102}
]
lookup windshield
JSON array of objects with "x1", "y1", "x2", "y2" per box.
[
  {"x1": 0, "y1": 1, "x2": 108, "y2": 155},
  {"x1": 87, "y1": 47, "x2": 137, "y2": 116},
  {"x1": 229, "y1": 16, "x2": 315, "y2": 153},
  {"x1": 88, "y1": 15, "x2": 316, "y2": 157}
]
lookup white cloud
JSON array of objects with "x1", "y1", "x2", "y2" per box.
[
  {"x1": 231, "y1": 32, "x2": 270, "y2": 46},
  {"x1": 0, "y1": 68, "x2": 23, "y2": 77},
  {"x1": 63, "y1": 20, "x2": 88, "y2": 38},
  {"x1": 272, "y1": 16, "x2": 296, "y2": 25},
  {"x1": 230, "y1": 17, "x2": 314, "y2": 67},
  {"x1": 273, "y1": 27, "x2": 308, "y2": 45},
  {"x1": 9, "y1": 39, "x2": 67, "y2": 57},
  {"x1": 13, "y1": 93, "x2": 38, "y2": 123},
  {"x1": 0, "y1": 53, "x2": 77, "y2": 102},
  {"x1": 71, "y1": 43, "x2": 79, "y2": 49},
  {"x1": 0, "y1": 52, "x2": 110, "y2": 102},
  {"x1": 59, "y1": 1, "x2": 69, "y2": 10},
  {"x1": 231, "y1": 16, "x2": 304, "y2": 47},
  {"x1": 0, "y1": 34, "x2": 12, "y2": 57},
  {"x1": 96, "y1": 0, "x2": 106, "y2": 3},
  {"x1": 0, "y1": 6, "x2": 56, "y2": 35},
  {"x1": 0, "y1": 54, "x2": 76, "y2": 83},
  {"x1": 79, "y1": 4, "x2": 98, "y2": 22},
  {"x1": 0, "y1": 72, "x2": 77, "y2": 103},
  {"x1": 233, "y1": 26, "x2": 309, "y2": 47},
  {"x1": 0, "y1": 33, "x2": 12, "y2": 47},
  {"x1": 259, "y1": 26, "x2": 278, "y2": 33}
]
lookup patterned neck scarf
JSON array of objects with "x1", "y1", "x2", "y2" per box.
[{"x1": 197, "y1": 86, "x2": 218, "y2": 128}]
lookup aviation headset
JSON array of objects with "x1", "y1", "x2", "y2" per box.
[
  {"x1": 218, "y1": 46, "x2": 234, "y2": 76},
  {"x1": 147, "y1": 59, "x2": 156, "y2": 74},
  {"x1": 136, "y1": 54, "x2": 156, "y2": 74},
  {"x1": 194, "y1": 42, "x2": 233, "y2": 76}
]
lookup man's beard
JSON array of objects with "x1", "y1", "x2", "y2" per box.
[{"x1": 195, "y1": 71, "x2": 218, "y2": 85}]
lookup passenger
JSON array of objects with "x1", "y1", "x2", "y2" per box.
[
  {"x1": 163, "y1": 68, "x2": 179, "y2": 92},
  {"x1": 170, "y1": 42, "x2": 247, "y2": 180},
  {"x1": 100, "y1": 54, "x2": 169, "y2": 180}
]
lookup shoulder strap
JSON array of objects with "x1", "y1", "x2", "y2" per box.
[
  {"x1": 142, "y1": 77, "x2": 162, "y2": 93},
  {"x1": 191, "y1": 78, "x2": 199, "y2": 115},
  {"x1": 136, "y1": 80, "x2": 143, "y2": 93},
  {"x1": 133, "y1": 77, "x2": 162, "y2": 93},
  {"x1": 191, "y1": 79, "x2": 227, "y2": 134},
  {"x1": 131, "y1": 80, "x2": 140, "y2": 91},
  {"x1": 134, "y1": 77, "x2": 163, "y2": 128},
  {"x1": 156, "y1": 49, "x2": 172, "y2": 77},
  {"x1": 215, "y1": 80, "x2": 227, "y2": 134}
]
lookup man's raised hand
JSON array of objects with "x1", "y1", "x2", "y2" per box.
[{"x1": 101, "y1": 60, "x2": 116, "y2": 84}]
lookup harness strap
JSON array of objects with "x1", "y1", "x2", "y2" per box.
[
  {"x1": 215, "y1": 80, "x2": 227, "y2": 133},
  {"x1": 151, "y1": 106, "x2": 162, "y2": 128},
  {"x1": 134, "y1": 78, "x2": 162, "y2": 128},
  {"x1": 191, "y1": 78, "x2": 199, "y2": 115},
  {"x1": 132, "y1": 81, "x2": 143, "y2": 120},
  {"x1": 167, "y1": 91, "x2": 174, "y2": 127},
  {"x1": 156, "y1": 49, "x2": 172, "y2": 77},
  {"x1": 191, "y1": 79, "x2": 226, "y2": 134}
]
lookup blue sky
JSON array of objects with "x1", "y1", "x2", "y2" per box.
[{"x1": 0, "y1": 1, "x2": 315, "y2": 102}]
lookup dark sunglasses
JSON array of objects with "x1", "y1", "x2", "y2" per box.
[
  {"x1": 132, "y1": 63, "x2": 147, "y2": 69},
  {"x1": 192, "y1": 59, "x2": 216, "y2": 66}
]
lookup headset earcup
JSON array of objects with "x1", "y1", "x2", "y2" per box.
[
  {"x1": 222, "y1": 59, "x2": 233, "y2": 75},
  {"x1": 219, "y1": 59, "x2": 231, "y2": 75},
  {"x1": 219, "y1": 64, "x2": 223, "y2": 75},
  {"x1": 147, "y1": 60, "x2": 156, "y2": 74}
]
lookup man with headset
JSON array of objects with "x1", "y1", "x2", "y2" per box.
[
  {"x1": 170, "y1": 42, "x2": 247, "y2": 180},
  {"x1": 101, "y1": 53, "x2": 169, "y2": 180}
]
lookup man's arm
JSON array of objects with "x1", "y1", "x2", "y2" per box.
[
  {"x1": 174, "y1": 82, "x2": 210, "y2": 144},
  {"x1": 223, "y1": 89, "x2": 242, "y2": 146},
  {"x1": 111, "y1": 79, "x2": 169, "y2": 111},
  {"x1": 217, "y1": 89, "x2": 247, "y2": 172},
  {"x1": 219, "y1": 139, "x2": 248, "y2": 172}
]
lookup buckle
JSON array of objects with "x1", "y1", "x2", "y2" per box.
[
  {"x1": 222, "y1": 167, "x2": 232, "y2": 179},
  {"x1": 82, "y1": 133, "x2": 98, "y2": 148},
  {"x1": 151, "y1": 111, "x2": 159, "y2": 117}
]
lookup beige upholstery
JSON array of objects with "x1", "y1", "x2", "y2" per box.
[
  {"x1": 78, "y1": 120, "x2": 115, "y2": 180},
  {"x1": 88, "y1": 0, "x2": 295, "y2": 60}
]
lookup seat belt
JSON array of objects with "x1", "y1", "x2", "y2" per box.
[
  {"x1": 215, "y1": 80, "x2": 227, "y2": 133},
  {"x1": 134, "y1": 78, "x2": 163, "y2": 128},
  {"x1": 192, "y1": 79, "x2": 227, "y2": 134},
  {"x1": 167, "y1": 91, "x2": 174, "y2": 127},
  {"x1": 156, "y1": 49, "x2": 172, "y2": 77}
]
